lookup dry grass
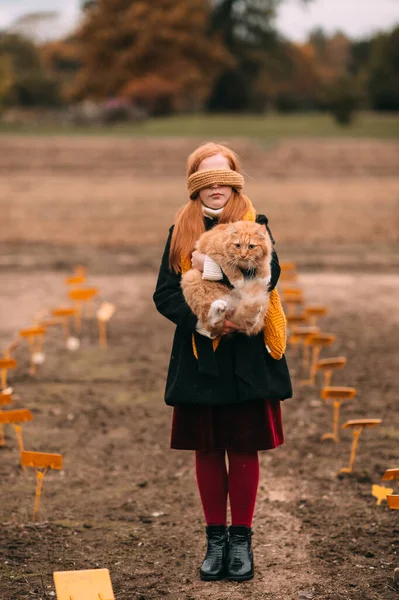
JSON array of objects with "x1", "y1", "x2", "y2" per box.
[
  {"x1": 1, "y1": 136, "x2": 398, "y2": 276},
  {"x1": 2, "y1": 136, "x2": 399, "y2": 177},
  {"x1": 2, "y1": 174, "x2": 399, "y2": 247}
]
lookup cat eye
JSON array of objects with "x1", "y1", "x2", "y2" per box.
[
  {"x1": 234, "y1": 243, "x2": 241, "y2": 248},
  {"x1": 248, "y1": 244, "x2": 255, "y2": 249}
]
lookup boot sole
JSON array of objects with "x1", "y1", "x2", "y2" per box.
[
  {"x1": 200, "y1": 572, "x2": 226, "y2": 581},
  {"x1": 226, "y1": 572, "x2": 254, "y2": 582}
]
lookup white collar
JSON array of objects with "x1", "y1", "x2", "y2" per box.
[{"x1": 201, "y1": 204, "x2": 224, "y2": 219}]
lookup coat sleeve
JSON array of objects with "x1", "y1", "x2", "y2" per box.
[
  {"x1": 256, "y1": 214, "x2": 281, "y2": 291},
  {"x1": 153, "y1": 226, "x2": 198, "y2": 330}
]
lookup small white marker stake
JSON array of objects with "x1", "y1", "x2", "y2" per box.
[{"x1": 97, "y1": 302, "x2": 115, "y2": 348}]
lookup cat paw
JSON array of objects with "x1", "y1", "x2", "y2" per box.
[{"x1": 209, "y1": 299, "x2": 227, "y2": 327}]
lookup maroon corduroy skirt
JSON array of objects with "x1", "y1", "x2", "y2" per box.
[{"x1": 170, "y1": 399, "x2": 284, "y2": 452}]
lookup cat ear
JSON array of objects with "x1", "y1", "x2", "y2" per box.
[
  {"x1": 255, "y1": 223, "x2": 270, "y2": 238},
  {"x1": 227, "y1": 224, "x2": 238, "y2": 234},
  {"x1": 255, "y1": 228, "x2": 268, "y2": 239}
]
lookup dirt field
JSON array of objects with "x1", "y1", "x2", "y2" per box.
[{"x1": 0, "y1": 136, "x2": 398, "y2": 600}]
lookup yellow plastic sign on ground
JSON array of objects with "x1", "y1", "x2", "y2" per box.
[
  {"x1": 0, "y1": 409, "x2": 33, "y2": 459},
  {"x1": 284, "y1": 295, "x2": 305, "y2": 316},
  {"x1": 283, "y1": 292, "x2": 304, "y2": 303},
  {"x1": 0, "y1": 387, "x2": 15, "y2": 446},
  {"x1": 22, "y1": 451, "x2": 63, "y2": 469},
  {"x1": 52, "y1": 307, "x2": 77, "y2": 339},
  {"x1": 281, "y1": 286, "x2": 302, "y2": 295},
  {"x1": 52, "y1": 308, "x2": 77, "y2": 317},
  {"x1": 280, "y1": 261, "x2": 297, "y2": 271},
  {"x1": 65, "y1": 275, "x2": 86, "y2": 285},
  {"x1": 0, "y1": 389, "x2": 13, "y2": 405},
  {"x1": 382, "y1": 468, "x2": 399, "y2": 483},
  {"x1": 287, "y1": 313, "x2": 308, "y2": 328},
  {"x1": 288, "y1": 326, "x2": 319, "y2": 359},
  {"x1": 74, "y1": 265, "x2": 87, "y2": 278},
  {"x1": 39, "y1": 317, "x2": 65, "y2": 329},
  {"x1": 68, "y1": 288, "x2": 99, "y2": 331},
  {"x1": 21, "y1": 451, "x2": 63, "y2": 520},
  {"x1": 316, "y1": 356, "x2": 347, "y2": 387},
  {"x1": 68, "y1": 288, "x2": 98, "y2": 302},
  {"x1": 338, "y1": 419, "x2": 382, "y2": 474},
  {"x1": 0, "y1": 408, "x2": 33, "y2": 424},
  {"x1": 53, "y1": 568, "x2": 115, "y2": 600},
  {"x1": 0, "y1": 358, "x2": 17, "y2": 369},
  {"x1": 372, "y1": 467, "x2": 398, "y2": 506},
  {"x1": 320, "y1": 387, "x2": 357, "y2": 443},
  {"x1": 372, "y1": 484, "x2": 394, "y2": 505},
  {"x1": 300, "y1": 333, "x2": 336, "y2": 386},
  {"x1": 0, "y1": 356, "x2": 18, "y2": 444},
  {"x1": 19, "y1": 327, "x2": 46, "y2": 338},
  {"x1": 280, "y1": 271, "x2": 298, "y2": 282},
  {"x1": 387, "y1": 495, "x2": 399, "y2": 510},
  {"x1": 305, "y1": 304, "x2": 328, "y2": 327},
  {"x1": 0, "y1": 357, "x2": 17, "y2": 390}
]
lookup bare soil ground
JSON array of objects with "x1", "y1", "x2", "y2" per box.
[{"x1": 0, "y1": 137, "x2": 398, "y2": 600}]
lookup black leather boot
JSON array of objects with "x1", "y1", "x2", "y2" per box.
[
  {"x1": 200, "y1": 525, "x2": 228, "y2": 581},
  {"x1": 226, "y1": 525, "x2": 254, "y2": 581}
]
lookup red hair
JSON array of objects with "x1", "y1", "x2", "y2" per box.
[{"x1": 169, "y1": 142, "x2": 251, "y2": 272}]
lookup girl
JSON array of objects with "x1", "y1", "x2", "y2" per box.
[{"x1": 153, "y1": 142, "x2": 292, "y2": 582}]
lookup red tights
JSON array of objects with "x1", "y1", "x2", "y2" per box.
[{"x1": 195, "y1": 449, "x2": 260, "y2": 527}]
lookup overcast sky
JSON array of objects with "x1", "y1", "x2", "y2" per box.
[{"x1": 0, "y1": 0, "x2": 398, "y2": 41}]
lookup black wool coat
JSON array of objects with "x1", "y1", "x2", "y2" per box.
[{"x1": 153, "y1": 214, "x2": 292, "y2": 407}]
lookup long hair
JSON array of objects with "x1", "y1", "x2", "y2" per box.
[{"x1": 169, "y1": 142, "x2": 251, "y2": 272}]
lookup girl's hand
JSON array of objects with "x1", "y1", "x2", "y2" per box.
[
  {"x1": 221, "y1": 319, "x2": 242, "y2": 335},
  {"x1": 191, "y1": 250, "x2": 206, "y2": 271}
]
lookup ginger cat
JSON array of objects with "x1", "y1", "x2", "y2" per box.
[{"x1": 181, "y1": 221, "x2": 273, "y2": 336}]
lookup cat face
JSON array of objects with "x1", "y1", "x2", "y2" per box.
[{"x1": 224, "y1": 222, "x2": 271, "y2": 270}]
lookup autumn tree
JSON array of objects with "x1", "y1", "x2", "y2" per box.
[
  {"x1": 206, "y1": 0, "x2": 281, "y2": 111},
  {"x1": 367, "y1": 26, "x2": 399, "y2": 111},
  {"x1": 0, "y1": 56, "x2": 13, "y2": 106},
  {"x1": 308, "y1": 30, "x2": 352, "y2": 83},
  {"x1": 0, "y1": 33, "x2": 61, "y2": 107},
  {"x1": 274, "y1": 42, "x2": 323, "y2": 112},
  {"x1": 307, "y1": 29, "x2": 361, "y2": 123},
  {"x1": 72, "y1": 0, "x2": 231, "y2": 114},
  {"x1": 40, "y1": 38, "x2": 81, "y2": 100}
]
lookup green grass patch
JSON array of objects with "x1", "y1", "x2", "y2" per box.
[{"x1": 0, "y1": 111, "x2": 398, "y2": 139}]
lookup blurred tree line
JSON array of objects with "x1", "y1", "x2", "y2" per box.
[{"x1": 0, "y1": 0, "x2": 398, "y2": 123}]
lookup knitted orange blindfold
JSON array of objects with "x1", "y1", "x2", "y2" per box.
[{"x1": 188, "y1": 169, "x2": 244, "y2": 200}]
